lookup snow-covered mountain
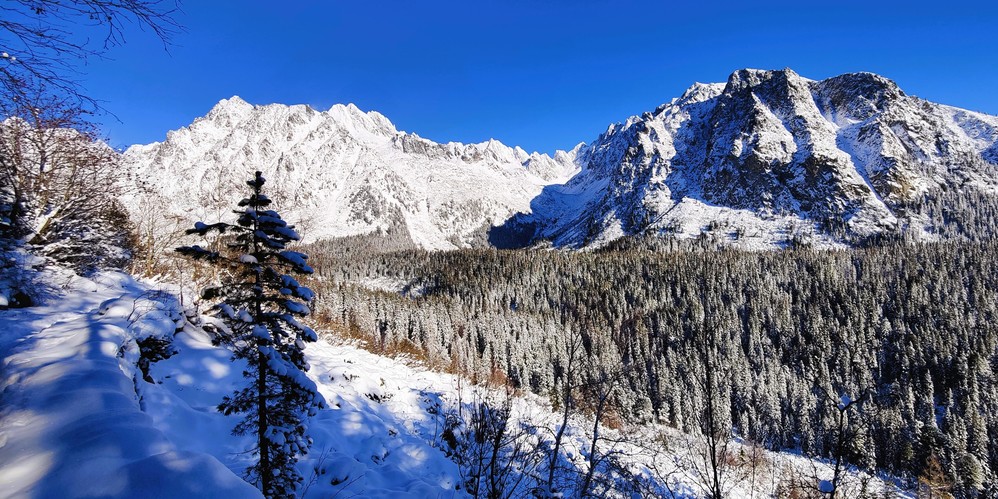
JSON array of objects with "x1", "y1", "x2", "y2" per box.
[
  {"x1": 122, "y1": 69, "x2": 998, "y2": 250},
  {"x1": 121, "y1": 98, "x2": 579, "y2": 250},
  {"x1": 504, "y1": 68, "x2": 998, "y2": 248}
]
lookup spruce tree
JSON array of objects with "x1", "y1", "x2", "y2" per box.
[{"x1": 177, "y1": 171, "x2": 325, "y2": 497}]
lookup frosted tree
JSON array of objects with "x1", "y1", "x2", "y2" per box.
[
  {"x1": 177, "y1": 171, "x2": 325, "y2": 498},
  {"x1": 0, "y1": 93, "x2": 133, "y2": 272}
]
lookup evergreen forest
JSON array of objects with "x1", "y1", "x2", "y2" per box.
[{"x1": 305, "y1": 240, "x2": 998, "y2": 495}]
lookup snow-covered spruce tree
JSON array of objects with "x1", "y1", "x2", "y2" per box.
[{"x1": 177, "y1": 171, "x2": 325, "y2": 497}]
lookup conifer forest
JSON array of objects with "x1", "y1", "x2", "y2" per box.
[{"x1": 307, "y1": 240, "x2": 998, "y2": 494}]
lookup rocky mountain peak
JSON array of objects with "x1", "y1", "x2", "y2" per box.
[
  {"x1": 724, "y1": 68, "x2": 805, "y2": 92},
  {"x1": 203, "y1": 95, "x2": 255, "y2": 127},
  {"x1": 673, "y1": 82, "x2": 725, "y2": 108},
  {"x1": 812, "y1": 72, "x2": 905, "y2": 122},
  {"x1": 323, "y1": 103, "x2": 397, "y2": 135},
  {"x1": 212, "y1": 95, "x2": 254, "y2": 112}
]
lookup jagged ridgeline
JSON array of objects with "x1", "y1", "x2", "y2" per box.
[
  {"x1": 304, "y1": 242, "x2": 997, "y2": 489},
  {"x1": 122, "y1": 68, "x2": 998, "y2": 251}
]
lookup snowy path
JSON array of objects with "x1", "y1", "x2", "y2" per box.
[{"x1": 0, "y1": 272, "x2": 257, "y2": 499}]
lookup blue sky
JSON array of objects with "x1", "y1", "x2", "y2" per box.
[{"x1": 84, "y1": 0, "x2": 998, "y2": 153}]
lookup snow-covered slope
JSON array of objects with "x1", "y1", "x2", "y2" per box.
[
  {"x1": 0, "y1": 269, "x2": 259, "y2": 498},
  {"x1": 0, "y1": 268, "x2": 468, "y2": 498},
  {"x1": 121, "y1": 69, "x2": 998, "y2": 250},
  {"x1": 0, "y1": 266, "x2": 906, "y2": 498},
  {"x1": 121, "y1": 98, "x2": 579, "y2": 250}
]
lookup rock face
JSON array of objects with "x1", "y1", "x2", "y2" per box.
[{"x1": 122, "y1": 69, "x2": 998, "y2": 250}]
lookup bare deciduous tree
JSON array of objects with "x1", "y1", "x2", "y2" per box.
[
  {"x1": 680, "y1": 295, "x2": 735, "y2": 499},
  {"x1": 542, "y1": 330, "x2": 583, "y2": 497},
  {"x1": 576, "y1": 362, "x2": 623, "y2": 497},
  {"x1": 0, "y1": 91, "x2": 133, "y2": 270},
  {"x1": 453, "y1": 388, "x2": 542, "y2": 499}
]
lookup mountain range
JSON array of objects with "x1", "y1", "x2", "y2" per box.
[{"x1": 121, "y1": 68, "x2": 998, "y2": 250}]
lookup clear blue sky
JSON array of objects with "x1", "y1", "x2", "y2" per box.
[{"x1": 83, "y1": 0, "x2": 998, "y2": 154}]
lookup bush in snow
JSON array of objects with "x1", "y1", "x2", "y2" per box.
[
  {"x1": 0, "y1": 250, "x2": 38, "y2": 308},
  {"x1": 177, "y1": 171, "x2": 325, "y2": 498},
  {"x1": 136, "y1": 335, "x2": 177, "y2": 383},
  {"x1": 441, "y1": 390, "x2": 545, "y2": 499}
]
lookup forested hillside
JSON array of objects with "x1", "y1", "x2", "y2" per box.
[{"x1": 306, "y1": 240, "x2": 998, "y2": 495}]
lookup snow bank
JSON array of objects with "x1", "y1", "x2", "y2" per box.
[{"x1": 0, "y1": 270, "x2": 259, "y2": 498}]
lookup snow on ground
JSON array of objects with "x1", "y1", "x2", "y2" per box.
[
  {"x1": 0, "y1": 267, "x2": 463, "y2": 498},
  {"x1": 1, "y1": 266, "x2": 908, "y2": 498},
  {"x1": 0, "y1": 269, "x2": 258, "y2": 498},
  {"x1": 145, "y1": 322, "x2": 466, "y2": 498}
]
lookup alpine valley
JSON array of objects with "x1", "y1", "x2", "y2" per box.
[
  {"x1": 7, "y1": 67, "x2": 998, "y2": 499},
  {"x1": 122, "y1": 68, "x2": 998, "y2": 251}
]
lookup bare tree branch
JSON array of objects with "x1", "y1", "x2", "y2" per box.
[{"x1": 0, "y1": 0, "x2": 180, "y2": 111}]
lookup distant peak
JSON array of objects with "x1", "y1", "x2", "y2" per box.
[
  {"x1": 327, "y1": 102, "x2": 364, "y2": 115},
  {"x1": 204, "y1": 96, "x2": 255, "y2": 124},
  {"x1": 678, "y1": 81, "x2": 725, "y2": 104},
  {"x1": 222, "y1": 95, "x2": 247, "y2": 104},
  {"x1": 736, "y1": 67, "x2": 800, "y2": 78},
  {"x1": 816, "y1": 71, "x2": 904, "y2": 98},
  {"x1": 323, "y1": 103, "x2": 398, "y2": 133},
  {"x1": 214, "y1": 95, "x2": 253, "y2": 111},
  {"x1": 724, "y1": 68, "x2": 809, "y2": 92}
]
